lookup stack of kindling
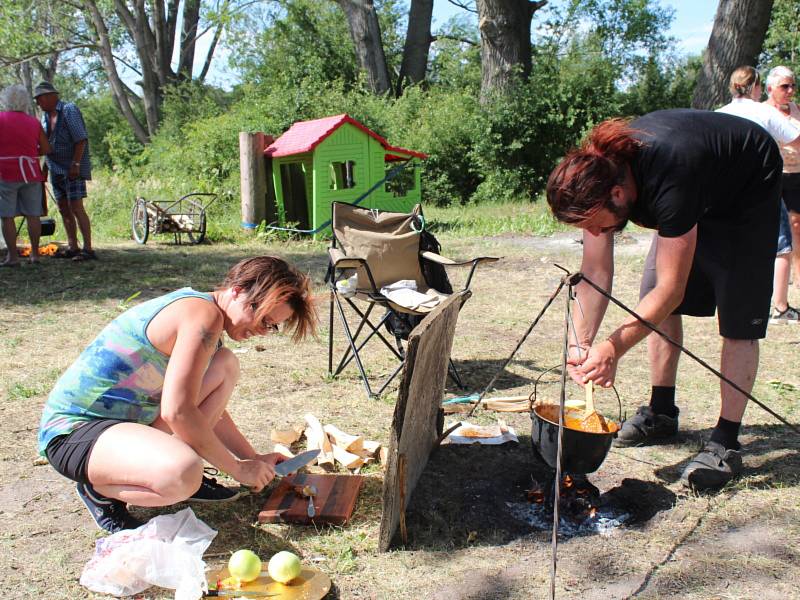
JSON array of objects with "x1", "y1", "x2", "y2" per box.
[{"x1": 270, "y1": 414, "x2": 386, "y2": 471}]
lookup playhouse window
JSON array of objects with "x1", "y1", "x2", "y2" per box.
[
  {"x1": 384, "y1": 164, "x2": 416, "y2": 197},
  {"x1": 329, "y1": 161, "x2": 356, "y2": 190}
]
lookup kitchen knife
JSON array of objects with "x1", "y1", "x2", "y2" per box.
[
  {"x1": 205, "y1": 589, "x2": 278, "y2": 597},
  {"x1": 273, "y1": 449, "x2": 320, "y2": 477}
]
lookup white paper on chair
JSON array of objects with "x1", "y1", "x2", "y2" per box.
[
  {"x1": 380, "y1": 283, "x2": 441, "y2": 311},
  {"x1": 381, "y1": 280, "x2": 417, "y2": 292}
]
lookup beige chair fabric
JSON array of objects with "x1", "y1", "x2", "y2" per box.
[{"x1": 332, "y1": 203, "x2": 425, "y2": 292}]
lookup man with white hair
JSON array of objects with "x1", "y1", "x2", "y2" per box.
[
  {"x1": 0, "y1": 84, "x2": 51, "y2": 266},
  {"x1": 717, "y1": 65, "x2": 800, "y2": 323},
  {"x1": 33, "y1": 81, "x2": 95, "y2": 261}
]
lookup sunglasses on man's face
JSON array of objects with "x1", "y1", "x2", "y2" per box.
[
  {"x1": 778, "y1": 83, "x2": 796, "y2": 90},
  {"x1": 250, "y1": 303, "x2": 279, "y2": 333}
]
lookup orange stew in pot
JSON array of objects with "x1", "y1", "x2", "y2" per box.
[{"x1": 535, "y1": 403, "x2": 620, "y2": 434}]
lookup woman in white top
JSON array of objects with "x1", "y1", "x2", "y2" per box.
[{"x1": 717, "y1": 66, "x2": 800, "y2": 322}]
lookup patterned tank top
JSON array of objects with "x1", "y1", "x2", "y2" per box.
[
  {"x1": 779, "y1": 102, "x2": 800, "y2": 173},
  {"x1": 37, "y1": 288, "x2": 215, "y2": 455}
]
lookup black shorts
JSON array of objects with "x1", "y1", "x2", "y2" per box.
[
  {"x1": 45, "y1": 419, "x2": 127, "y2": 484},
  {"x1": 639, "y1": 200, "x2": 780, "y2": 340},
  {"x1": 783, "y1": 172, "x2": 800, "y2": 213}
]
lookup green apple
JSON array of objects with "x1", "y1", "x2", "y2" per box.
[
  {"x1": 229, "y1": 549, "x2": 262, "y2": 583},
  {"x1": 267, "y1": 551, "x2": 302, "y2": 584}
]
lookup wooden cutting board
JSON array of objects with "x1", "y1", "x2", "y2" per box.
[
  {"x1": 258, "y1": 473, "x2": 364, "y2": 525},
  {"x1": 208, "y1": 565, "x2": 331, "y2": 600}
]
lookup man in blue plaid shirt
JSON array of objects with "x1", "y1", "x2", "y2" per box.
[{"x1": 33, "y1": 82, "x2": 95, "y2": 261}]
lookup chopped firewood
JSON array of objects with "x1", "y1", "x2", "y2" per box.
[
  {"x1": 484, "y1": 400, "x2": 530, "y2": 412},
  {"x1": 304, "y1": 414, "x2": 334, "y2": 468},
  {"x1": 331, "y1": 444, "x2": 364, "y2": 470},
  {"x1": 362, "y1": 440, "x2": 381, "y2": 456},
  {"x1": 354, "y1": 440, "x2": 380, "y2": 463},
  {"x1": 270, "y1": 425, "x2": 304, "y2": 445},
  {"x1": 273, "y1": 443, "x2": 295, "y2": 458},
  {"x1": 323, "y1": 424, "x2": 364, "y2": 453}
]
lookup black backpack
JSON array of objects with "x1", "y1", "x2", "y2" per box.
[{"x1": 418, "y1": 229, "x2": 453, "y2": 294}]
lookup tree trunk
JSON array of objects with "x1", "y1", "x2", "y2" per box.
[
  {"x1": 692, "y1": 0, "x2": 775, "y2": 110},
  {"x1": 396, "y1": 0, "x2": 433, "y2": 96},
  {"x1": 336, "y1": 0, "x2": 392, "y2": 95},
  {"x1": 178, "y1": 0, "x2": 201, "y2": 80},
  {"x1": 151, "y1": 0, "x2": 173, "y2": 87},
  {"x1": 477, "y1": 0, "x2": 547, "y2": 101},
  {"x1": 84, "y1": 0, "x2": 151, "y2": 144},
  {"x1": 18, "y1": 62, "x2": 33, "y2": 103}
]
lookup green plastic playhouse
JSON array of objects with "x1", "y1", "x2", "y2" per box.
[{"x1": 264, "y1": 114, "x2": 427, "y2": 235}]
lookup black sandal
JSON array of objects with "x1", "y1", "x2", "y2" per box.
[
  {"x1": 54, "y1": 248, "x2": 79, "y2": 259},
  {"x1": 72, "y1": 249, "x2": 98, "y2": 262}
]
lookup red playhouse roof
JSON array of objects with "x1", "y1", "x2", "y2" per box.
[{"x1": 264, "y1": 114, "x2": 427, "y2": 159}]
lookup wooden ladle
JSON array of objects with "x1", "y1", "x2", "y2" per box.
[{"x1": 582, "y1": 380, "x2": 609, "y2": 432}]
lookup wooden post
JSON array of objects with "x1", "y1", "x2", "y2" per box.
[{"x1": 239, "y1": 131, "x2": 267, "y2": 230}]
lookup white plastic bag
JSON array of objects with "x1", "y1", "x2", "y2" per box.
[{"x1": 80, "y1": 507, "x2": 217, "y2": 600}]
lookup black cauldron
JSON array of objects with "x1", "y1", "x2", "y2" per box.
[
  {"x1": 41, "y1": 217, "x2": 56, "y2": 237},
  {"x1": 531, "y1": 404, "x2": 619, "y2": 474},
  {"x1": 529, "y1": 367, "x2": 622, "y2": 474}
]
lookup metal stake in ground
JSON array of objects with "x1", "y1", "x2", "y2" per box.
[{"x1": 550, "y1": 275, "x2": 575, "y2": 600}]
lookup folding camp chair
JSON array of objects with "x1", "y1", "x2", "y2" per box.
[{"x1": 327, "y1": 201, "x2": 499, "y2": 399}]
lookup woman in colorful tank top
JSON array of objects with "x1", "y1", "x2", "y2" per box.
[{"x1": 38, "y1": 256, "x2": 317, "y2": 533}]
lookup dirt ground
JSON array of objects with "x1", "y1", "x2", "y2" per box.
[{"x1": 1, "y1": 231, "x2": 799, "y2": 600}]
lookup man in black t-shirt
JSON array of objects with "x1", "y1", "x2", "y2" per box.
[{"x1": 546, "y1": 109, "x2": 782, "y2": 491}]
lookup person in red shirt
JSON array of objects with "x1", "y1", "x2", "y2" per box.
[{"x1": 0, "y1": 84, "x2": 51, "y2": 266}]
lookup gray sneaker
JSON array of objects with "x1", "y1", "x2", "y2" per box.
[
  {"x1": 615, "y1": 405, "x2": 679, "y2": 447},
  {"x1": 770, "y1": 305, "x2": 800, "y2": 324},
  {"x1": 681, "y1": 441, "x2": 742, "y2": 490}
]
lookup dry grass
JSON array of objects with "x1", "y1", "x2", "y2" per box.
[{"x1": 1, "y1": 231, "x2": 799, "y2": 599}]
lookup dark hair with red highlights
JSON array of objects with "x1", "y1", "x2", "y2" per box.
[
  {"x1": 218, "y1": 256, "x2": 317, "y2": 341},
  {"x1": 546, "y1": 118, "x2": 642, "y2": 224}
]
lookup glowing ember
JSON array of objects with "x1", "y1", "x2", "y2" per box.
[
  {"x1": 18, "y1": 243, "x2": 59, "y2": 257},
  {"x1": 515, "y1": 474, "x2": 630, "y2": 536}
]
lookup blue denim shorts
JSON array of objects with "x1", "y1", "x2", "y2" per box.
[{"x1": 778, "y1": 199, "x2": 792, "y2": 255}]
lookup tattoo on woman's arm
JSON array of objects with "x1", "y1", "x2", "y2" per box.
[{"x1": 199, "y1": 326, "x2": 219, "y2": 350}]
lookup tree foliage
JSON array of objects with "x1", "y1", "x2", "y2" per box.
[
  {"x1": 761, "y1": 0, "x2": 800, "y2": 73},
  {"x1": 6, "y1": 0, "x2": 798, "y2": 218}
]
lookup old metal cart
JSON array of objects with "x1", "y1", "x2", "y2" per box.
[{"x1": 131, "y1": 192, "x2": 217, "y2": 245}]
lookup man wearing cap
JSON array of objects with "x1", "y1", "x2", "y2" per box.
[{"x1": 33, "y1": 81, "x2": 95, "y2": 261}]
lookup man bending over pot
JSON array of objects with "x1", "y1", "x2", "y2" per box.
[{"x1": 546, "y1": 109, "x2": 782, "y2": 491}]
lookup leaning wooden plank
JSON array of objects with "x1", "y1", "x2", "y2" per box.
[
  {"x1": 305, "y1": 414, "x2": 334, "y2": 467},
  {"x1": 331, "y1": 444, "x2": 364, "y2": 470},
  {"x1": 323, "y1": 424, "x2": 364, "y2": 454}
]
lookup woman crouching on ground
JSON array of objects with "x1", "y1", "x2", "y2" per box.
[{"x1": 37, "y1": 256, "x2": 317, "y2": 533}]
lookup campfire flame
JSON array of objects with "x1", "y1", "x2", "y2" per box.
[
  {"x1": 18, "y1": 243, "x2": 59, "y2": 257},
  {"x1": 526, "y1": 474, "x2": 601, "y2": 521}
]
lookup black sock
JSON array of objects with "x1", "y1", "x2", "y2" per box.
[
  {"x1": 709, "y1": 417, "x2": 741, "y2": 450},
  {"x1": 649, "y1": 386, "x2": 678, "y2": 417}
]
